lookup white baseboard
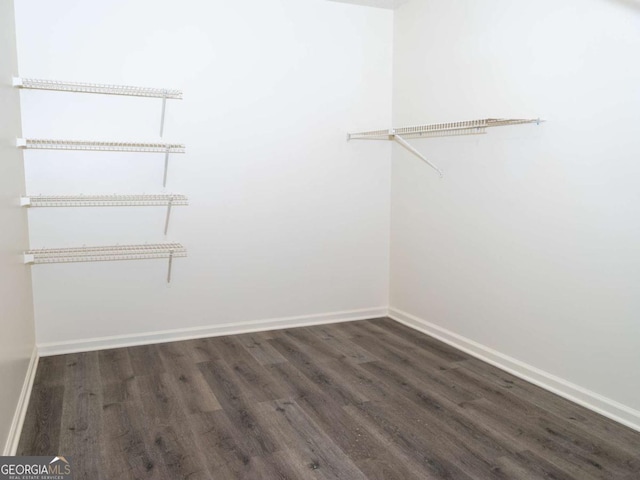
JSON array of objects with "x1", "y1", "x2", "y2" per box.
[
  {"x1": 3, "y1": 347, "x2": 39, "y2": 456},
  {"x1": 37, "y1": 307, "x2": 389, "y2": 357},
  {"x1": 388, "y1": 307, "x2": 640, "y2": 433}
]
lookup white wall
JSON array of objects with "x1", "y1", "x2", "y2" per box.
[
  {"x1": 14, "y1": 0, "x2": 392, "y2": 349},
  {"x1": 391, "y1": 0, "x2": 640, "y2": 426},
  {"x1": 0, "y1": 0, "x2": 37, "y2": 454}
]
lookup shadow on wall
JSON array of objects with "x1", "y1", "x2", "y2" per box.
[{"x1": 607, "y1": 0, "x2": 640, "y2": 11}]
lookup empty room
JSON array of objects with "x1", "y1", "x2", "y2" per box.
[{"x1": 1, "y1": 0, "x2": 639, "y2": 478}]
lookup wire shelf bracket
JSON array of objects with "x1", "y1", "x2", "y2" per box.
[
  {"x1": 347, "y1": 118, "x2": 543, "y2": 177},
  {"x1": 21, "y1": 194, "x2": 189, "y2": 235},
  {"x1": 23, "y1": 243, "x2": 187, "y2": 283},
  {"x1": 13, "y1": 77, "x2": 182, "y2": 137},
  {"x1": 17, "y1": 138, "x2": 185, "y2": 187}
]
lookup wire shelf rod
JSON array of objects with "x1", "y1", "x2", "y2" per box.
[
  {"x1": 24, "y1": 243, "x2": 186, "y2": 263},
  {"x1": 13, "y1": 77, "x2": 182, "y2": 99},
  {"x1": 23, "y1": 243, "x2": 187, "y2": 282},
  {"x1": 21, "y1": 194, "x2": 189, "y2": 208},
  {"x1": 348, "y1": 118, "x2": 542, "y2": 140},
  {"x1": 20, "y1": 194, "x2": 188, "y2": 234},
  {"x1": 16, "y1": 138, "x2": 185, "y2": 154}
]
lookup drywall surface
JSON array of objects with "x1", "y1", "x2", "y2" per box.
[
  {"x1": 391, "y1": 0, "x2": 640, "y2": 413},
  {"x1": 328, "y1": 0, "x2": 410, "y2": 10},
  {"x1": 0, "y1": 0, "x2": 36, "y2": 454},
  {"x1": 14, "y1": 0, "x2": 392, "y2": 346}
]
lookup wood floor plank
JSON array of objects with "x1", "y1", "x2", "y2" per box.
[
  {"x1": 241, "y1": 452, "x2": 310, "y2": 480},
  {"x1": 369, "y1": 318, "x2": 470, "y2": 363},
  {"x1": 320, "y1": 359, "x2": 396, "y2": 403},
  {"x1": 349, "y1": 385, "x2": 515, "y2": 480},
  {"x1": 179, "y1": 337, "x2": 222, "y2": 363},
  {"x1": 221, "y1": 356, "x2": 290, "y2": 403},
  {"x1": 171, "y1": 368, "x2": 223, "y2": 414},
  {"x1": 352, "y1": 321, "x2": 466, "y2": 372},
  {"x1": 197, "y1": 360, "x2": 281, "y2": 456},
  {"x1": 312, "y1": 323, "x2": 362, "y2": 340},
  {"x1": 332, "y1": 318, "x2": 388, "y2": 339},
  {"x1": 344, "y1": 401, "x2": 478, "y2": 480},
  {"x1": 348, "y1": 325, "x2": 461, "y2": 379},
  {"x1": 254, "y1": 399, "x2": 368, "y2": 480},
  {"x1": 306, "y1": 327, "x2": 379, "y2": 364},
  {"x1": 495, "y1": 450, "x2": 578, "y2": 480},
  {"x1": 268, "y1": 335, "x2": 369, "y2": 405},
  {"x1": 235, "y1": 332, "x2": 288, "y2": 365},
  {"x1": 31, "y1": 355, "x2": 66, "y2": 387},
  {"x1": 18, "y1": 319, "x2": 640, "y2": 479},
  {"x1": 157, "y1": 342, "x2": 223, "y2": 414},
  {"x1": 57, "y1": 352, "x2": 103, "y2": 480},
  {"x1": 282, "y1": 327, "x2": 350, "y2": 363},
  {"x1": 206, "y1": 335, "x2": 260, "y2": 366},
  {"x1": 461, "y1": 356, "x2": 640, "y2": 457},
  {"x1": 444, "y1": 365, "x2": 640, "y2": 476},
  {"x1": 266, "y1": 362, "x2": 400, "y2": 467},
  {"x1": 157, "y1": 340, "x2": 201, "y2": 373},
  {"x1": 102, "y1": 399, "x2": 172, "y2": 479},
  {"x1": 127, "y1": 344, "x2": 165, "y2": 377},
  {"x1": 360, "y1": 360, "x2": 517, "y2": 462},
  {"x1": 135, "y1": 373, "x2": 188, "y2": 422},
  {"x1": 359, "y1": 351, "x2": 480, "y2": 405},
  {"x1": 458, "y1": 398, "x2": 617, "y2": 480},
  {"x1": 17, "y1": 384, "x2": 64, "y2": 456},
  {"x1": 186, "y1": 410, "x2": 255, "y2": 478},
  {"x1": 98, "y1": 347, "x2": 134, "y2": 385},
  {"x1": 144, "y1": 424, "x2": 212, "y2": 480}
]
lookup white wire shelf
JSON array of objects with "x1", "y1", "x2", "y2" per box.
[
  {"x1": 17, "y1": 139, "x2": 185, "y2": 186},
  {"x1": 21, "y1": 194, "x2": 188, "y2": 235},
  {"x1": 21, "y1": 194, "x2": 189, "y2": 208},
  {"x1": 16, "y1": 138, "x2": 185, "y2": 153},
  {"x1": 348, "y1": 118, "x2": 541, "y2": 140},
  {"x1": 13, "y1": 77, "x2": 182, "y2": 99},
  {"x1": 21, "y1": 194, "x2": 188, "y2": 234},
  {"x1": 14, "y1": 77, "x2": 182, "y2": 137},
  {"x1": 347, "y1": 117, "x2": 543, "y2": 177},
  {"x1": 24, "y1": 243, "x2": 186, "y2": 264},
  {"x1": 24, "y1": 243, "x2": 187, "y2": 282}
]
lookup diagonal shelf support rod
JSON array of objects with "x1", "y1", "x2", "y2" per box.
[
  {"x1": 160, "y1": 90, "x2": 168, "y2": 137},
  {"x1": 164, "y1": 197, "x2": 174, "y2": 236},
  {"x1": 393, "y1": 133, "x2": 443, "y2": 178},
  {"x1": 163, "y1": 146, "x2": 171, "y2": 188}
]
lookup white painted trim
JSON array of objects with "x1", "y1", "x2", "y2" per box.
[
  {"x1": 388, "y1": 307, "x2": 640, "y2": 433},
  {"x1": 3, "y1": 347, "x2": 39, "y2": 455},
  {"x1": 37, "y1": 307, "x2": 389, "y2": 356}
]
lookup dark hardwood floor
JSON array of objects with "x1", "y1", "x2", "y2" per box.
[{"x1": 18, "y1": 318, "x2": 640, "y2": 479}]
